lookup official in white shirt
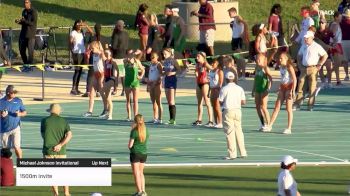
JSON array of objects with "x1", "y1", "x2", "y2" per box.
[
  {"x1": 277, "y1": 155, "x2": 301, "y2": 196},
  {"x1": 219, "y1": 72, "x2": 247, "y2": 160},
  {"x1": 295, "y1": 31, "x2": 328, "y2": 111}
]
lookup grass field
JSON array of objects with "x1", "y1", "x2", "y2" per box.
[
  {"x1": 0, "y1": 0, "x2": 340, "y2": 64},
  {"x1": 2, "y1": 166, "x2": 349, "y2": 195}
]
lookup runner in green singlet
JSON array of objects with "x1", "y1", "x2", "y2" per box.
[
  {"x1": 252, "y1": 54, "x2": 273, "y2": 132},
  {"x1": 124, "y1": 49, "x2": 145, "y2": 121}
]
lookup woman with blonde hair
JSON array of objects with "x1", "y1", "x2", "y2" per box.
[
  {"x1": 128, "y1": 114, "x2": 149, "y2": 196},
  {"x1": 146, "y1": 13, "x2": 161, "y2": 61},
  {"x1": 124, "y1": 49, "x2": 145, "y2": 121},
  {"x1": 269, "y1": 52, "x2": 297, "y2": 134}
]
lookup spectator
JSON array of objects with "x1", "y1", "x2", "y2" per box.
[
  {"x1": 0, "y1": 30, "x2": 11, "y2": 96},
  {"x1": 340, "y1": 9, "x2": 350, "y2": 81},
  {"x1": 41, "y1": 103, "x2": 72, "y2": 196},
  {"x1": 191, "y1": 0, "x2": 216, "y2": 56},
  {"x1": 163, "y1": 4, "x2": 174, "y2": 49},
  {"x1": 82, "y1": 23, "x2": 101, "y2": 98},
  {"x1": 135, "y1": 4, "x2": 150, "y2": 53},
  {"x1": 295, "y1": 6, "x2": 315, "y2": 45},
  {"x1": 277, "y1": 155, "x2": 301, "y2": 196},
  {"x1": 146, "y1": 14, "x2": 162, "y2": 61},
  {"x1": 219, "y1": 72, "x2": 247, "y2": 160},
  {"x1": 252, "y1": 54, "x2": 273, "y2": 132},
  {"x1": 0, "y1": 85, "x2": 27, "y2": 158},
  {"x1": 315, "y1": 18, "x2": 334, "y2": 88},
  {"x1": 169, "y1": 7, "x2": 186, "y2": 58},
  {"x1": 192, "y1": 52, "x2": 214, "y2": 127},
  {"x1": 338, "y1": 0, "x2": 350, "y2": 13},
  {"x1": 111, "y1": 20, "x2": 129, "y2": 96},
  {"x1": 15, "y1": 0, "x2": 37, "y2": 65},
  {"x1": 209, "y1": 59, "x2": 224, "y2": 129},
  {"x1": 128, "y1": 114, "x2": 149, "y2": 196},
  {"x1": 162, "y1": 48, "x2": 181, "y2": 125},
  {"x1": 0, "y1": 148, "x2": 15, "y2": 187},
  {"x1": 269, "y1": 53, "x2": 297, "y2": 134},
  {"x1": 330, "y1": 11, "x2": 349, "y2": 85},
  {"x1": 222, "y1": 55, "x2": 238, "y2": 84},
  {"x1": 268, "y1": 4, "x2": 283, "y2": 66},
  {"x1": 310, "y1": 0, "x2": 325, "y2": 30},
  {"x1": 147, "y1": 52, "x2": 163, "y2": 124},
  {"x1": 228, "y1": 7, "x2": 249, "y2": 81},
  {"x1": 70, "y1": 19, "x2": 87, "y2": 95},
  {"x1": 294, "y1": 31, "x2": 328, "y2": 111},
  {"x1": 124, "y1": 50, "x2": 145, "y2": 121}
]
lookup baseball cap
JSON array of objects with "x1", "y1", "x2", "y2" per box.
[
  {"x1": 304, "y1": 31, "x2": 314, "y2": 38},
  {"x1": 281, "y1": 155, "x2": 298, "y2": 165},
  {"x1": 46, "y1": 103, "x2": 62, "y2": 114},
  {"x1": 225, "y1": 72, "x2": 235, "y2": 80},
  {"x1": 5, "y1": 85, "x2": 18, "y2": 94}
]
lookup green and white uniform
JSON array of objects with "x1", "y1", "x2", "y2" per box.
[
  {"x1": 124, "y1": 61, "x2": 140, "y2": 88},
  {"x1": 254, "y1": 67, "x2": 268, "y2": 93}
]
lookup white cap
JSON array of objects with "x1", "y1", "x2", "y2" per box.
[
  {"x1": 281, "y1": 155, "x2": 298, "y2": 165},
  {"x1": 304, "y1": 31, "x2": 315, "y2": 38},
  {"x1": 225, "y1": 72, "x2": 235, "y2": 80},
  {"x1": 90, "y1": 193, "x2": 103, "y2": 196}
]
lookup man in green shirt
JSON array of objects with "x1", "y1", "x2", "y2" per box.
[{"x1": 41, "y1": 103, "x2": 72, "y2": 196}]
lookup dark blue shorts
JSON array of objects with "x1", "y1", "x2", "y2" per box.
[{"x1": 164, "y1": 75, "x2": 177, "y2": 89}]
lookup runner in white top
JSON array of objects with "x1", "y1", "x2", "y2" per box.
[
  {"x1": 277, "y1": 155, "x2": 300, "y2": 196},
  {"x1": 255, "y1": 24, "x2": 268, "y2": 55},
  {"x1": 147, "y1": 52, "x2": 163, "y2": 124},
  {"x1": 209, "y1": 59, "x2": 224, "y2": 128},
  {"x1": 269, "y1": 53, "x2": 297, "y2": 134}
]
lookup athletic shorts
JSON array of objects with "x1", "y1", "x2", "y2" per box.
[
  {"x1": 197, "y1": 83, "x2": 208, "y2": 90},
  {"x1": 105, "y1": 77, "x2": 116, "y2": 83},
  {"x1": 1, "y1": 126, "x2": 21, "y2": 148},
  {"x1": 130, "y1": 153, "x2": 147, "y2": 163},
  {"x1": 231, "y1": 38, "x2": 243, "y2": 51},
  {"x1": 280, "y1": 83, "x2": 293, "y2": 91},
  {"x1": 44, "y1": 155, "x2": 67, "y2": 159},
  {"x1": 199, "y1": 29, "x2": 215, "y2": 47},
  {"x1": 94, "y1": 71, "x2": 104, "y2": 80},
  {"x1": 164, "y1": 75, "x2": 177, "y2": 89},
  {"x1": 342, "y1": 40, "x2": 350, "y2": 61},
  {"x1": 330, "y1": 43, "x2": 344, "y2": 56}
]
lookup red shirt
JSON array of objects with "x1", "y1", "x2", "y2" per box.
[
  {"x1": 316, "y1": 29, "x2": 334, "y2": 45},
  {"x1": 196, "y1": 63, "x2": 209, "y2": 84},
  {"x1": 1, "y1": 157, "x2": 15, "y2": 186},
  {"x1": 268, "y1": 14, "x2": 281, "y2": 34},
  {"x1": 104, "y1": 59, "x2": 113, "y2": 78},
  {"x1": 198, "y1": 3, "x2": 216, "y2": 31},
  {"x1": 340, "y1": 18, "x2": 350, "y2": 40},
  {"x1": 136, "y1": 13, "x2": 149, "y2": 35}
]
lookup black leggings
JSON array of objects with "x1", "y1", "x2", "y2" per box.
[{"x1": 72, "y1": 53, "x2": 84, "y2": 91}]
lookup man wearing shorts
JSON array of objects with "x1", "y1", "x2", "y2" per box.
[
  {"x1": 0, "y1": 85, "x2": 27, "y2": 158},
  {"x1": 41, "y1": 103, "x2": 72, "y2": 196},
  {"x1": 341, "y1": 9, "x2": 350, "y2": 81},
  {"x1": 191, "y1": 0, "x2": 216, "y2": 56}
]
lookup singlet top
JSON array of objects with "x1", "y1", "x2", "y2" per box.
[
  {"x1": 163, "y1": 58, "x2": 177, "y2": 74},
  {"x1": 196, "y1": 63, "x2": 209, "y2": 85},
  {"x1": 330, "y1": 22, "x2": 343, "y2": 44},
  {"x1": 254, "y1": 67, "x2": 268, "y2": 93},
  {"x1": 124, "y1": 61, "x2": 140, "y2": 88},
  {"x1": 258, "y1": 34, "x2": 267, "y2": 53},
  {"x1": 209, "y1": 69, "x2": 220, "y2": 88},
  {"x1": 104, "y1": 59, "x2": 113, "y2": 78},
  {"x1": 280, "y1": 66, "x2": 292, "y2": 85},
  {"x1": 92, "y1": 53, "x2": 104, "y2": 73},
  {"x1": 148, "y1": 62, "x2": 161, "y2": 82}
]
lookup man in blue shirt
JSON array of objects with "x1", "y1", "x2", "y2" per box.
[{"x1": 0, "y1": 85, "x2": 27, "y2": 158}]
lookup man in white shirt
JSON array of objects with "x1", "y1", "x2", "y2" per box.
[
  {"x1": 295, "y1": 31, "x2": 328, "y2": 111},
  {"x1": 277, "y1": 155, "x2": 301, "y2": 196},
  {"x1": 219, "y1": 72, "x2": 247, "y2": 160}
]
